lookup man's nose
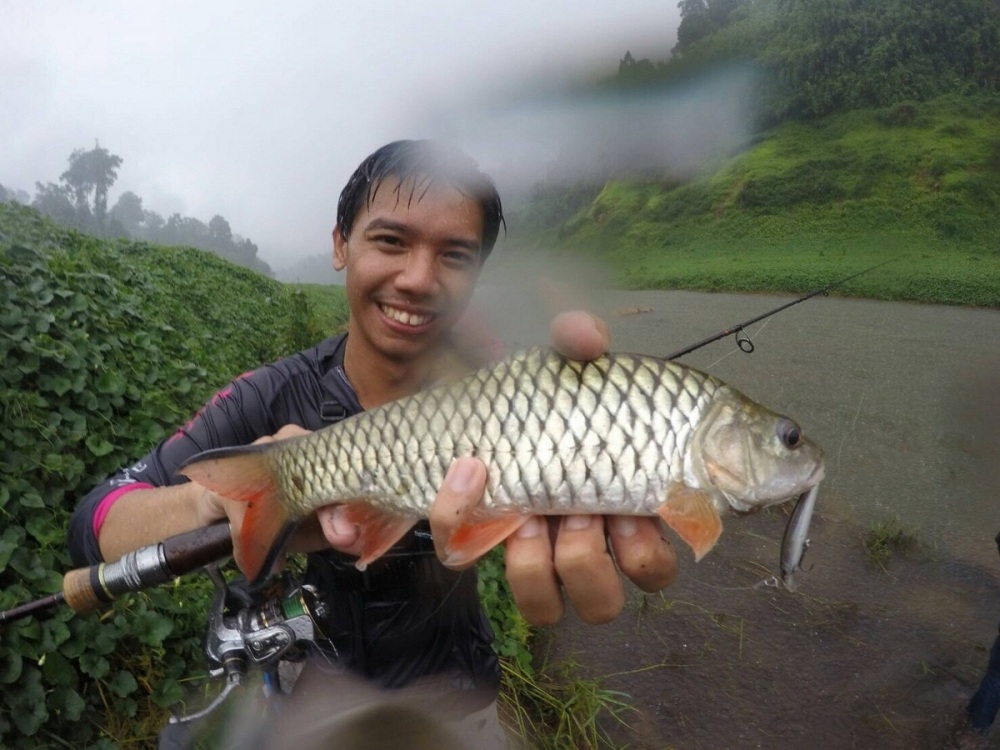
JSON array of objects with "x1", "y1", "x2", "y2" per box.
[{"x1": 396, "y1": 250, "x2": 437, "y2": 293}]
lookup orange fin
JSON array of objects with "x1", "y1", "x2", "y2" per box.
[
  {"x1": 340, "y1": 503, "x2": 419, "y2": 570},
  {"x1": 180, "y1": 446, "x2": 295, "y2": 585},
  {"x1": 657, "y1": 486, "x2": 723, "y2": 562},
  {"x1": 443, "y1": 514, "x2": 531, "y2": 568}
]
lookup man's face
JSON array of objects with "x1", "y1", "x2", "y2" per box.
[{"x1": 333, "y1": 177, "x2": 485, "y2": 365}]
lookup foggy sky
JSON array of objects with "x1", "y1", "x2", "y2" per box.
[{"x1": 1, "y1": 2, "x2": 683, "y2": 270}]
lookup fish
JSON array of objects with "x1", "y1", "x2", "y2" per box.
[{"x1": 180, "y1": 348, "x2": 825, "y2": 583}]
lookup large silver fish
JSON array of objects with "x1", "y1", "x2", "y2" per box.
[{"x1": 181, "y1": 349, "x2": 825, "y2": 582}]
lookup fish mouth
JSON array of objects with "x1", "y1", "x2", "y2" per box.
[
  {"x1": 378, "y1": 302, "x2": 436, "y2": 328},
  {"x1": 809, "y1": 462, "x2": 825, "y2": 486}
]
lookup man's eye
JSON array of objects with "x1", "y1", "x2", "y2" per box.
[
  {"x1": 372, "y1": 234, "x2": 404, "y2": 248},
  {"x1": 444, "y1": 250, "x2": 477, "y2": 267}
]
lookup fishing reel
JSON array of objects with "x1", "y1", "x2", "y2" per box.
[{"x1": 170, "y1": 565, "x2": 331, "y2": 725}]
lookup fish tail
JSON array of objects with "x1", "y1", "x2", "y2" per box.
[{"x1": 180, "y1": 445, "x2": 296, "y2": 585}]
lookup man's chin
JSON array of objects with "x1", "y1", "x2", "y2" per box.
[{"x1": 377, "y1": 330, "x2": 444, "y2": 362}]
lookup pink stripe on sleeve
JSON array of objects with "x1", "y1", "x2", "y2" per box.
[{"x1": 92, "y1": 483, "x2": 155, "y2": 538}]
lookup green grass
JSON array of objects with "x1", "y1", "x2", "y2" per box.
[
  {"x1": 864, "y1": 518, "x2": 920, "y2": 570},
  {"x1": 499, "y1": 657, "x2": 635, "y2": 750},
  {"x1": 289, "y1": 282, "x2": 349, "y2": 335},
  {"x1": 544, "y1": 94, "x2": 1000, "y2": 307}
]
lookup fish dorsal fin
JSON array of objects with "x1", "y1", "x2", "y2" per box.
[{"x1": 658, "y1": 486, "x2": 723, "y2": 562}]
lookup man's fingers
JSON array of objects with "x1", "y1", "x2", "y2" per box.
[
  {"x1": 430, "y1": 457, "x2": 488, "y2": 569},
  {"x1": 550, "y1": 311, "x2": 610, "y2": 361},
  {"x1": 608, "y1": 516, "x2": 678, "y2": 592},
  {"x1": 251, "y1": 423, "x2": 311, "y2": 445},
  {"x1": 505, "y1": 517, "x2": 564, "y2": 626},
  {"x1": 315, "y1": 505, "x2": 363, "y2": 556},
  {"x1": 554, "y1": 515, "x2": 625, "y2": 624}
]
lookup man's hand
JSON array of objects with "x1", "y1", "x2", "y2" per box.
[{"x1": 429, "y1": 311, "x2": 678, "y2": 626}]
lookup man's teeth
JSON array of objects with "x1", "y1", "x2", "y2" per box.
[{"x1": 382, "y1": 305, "x2": 431, "y2": 327}]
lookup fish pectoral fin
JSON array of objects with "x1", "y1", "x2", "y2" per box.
[
  {"x1": 443, "y1": 514, "x2": 532, "y2": 569},
  {"x1": 657, "y1": 486, "x2": 723, "y2": 562},
  {"x1": 340, "y1": 503, "x2": 419, "y2": 571}
]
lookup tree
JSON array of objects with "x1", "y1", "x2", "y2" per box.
[
  {"x1": 674, "y1": 0, "x2": 751, "y2": 54},
  {"x1": 0, "y1": 183, "x2": 29, "y2": 204},
  {"x1": 109, "y1": 191, "x2": 145, "y2": 234},
  {"x1": 208, "y1": 215, "x2": 233, "y2": 246},
  {"x1": 143, "y1": 210, "x2": 166, "y2": 237},
  {"x1": 32, "y1": 181, "x2": 79, "y2": 227},
  {"x1": 60, "y1": 142, "x2": 123, "y2": 232}
]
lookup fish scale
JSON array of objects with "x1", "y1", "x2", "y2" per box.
[
  {"x1": 278, "y1": 349, "x2": 721, "y2": 516},
  {"x1": 182, "y1": 347, "x2": 824, "y2": 581}
]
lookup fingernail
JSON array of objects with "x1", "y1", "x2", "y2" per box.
[
  {"x1": 331, "y1": 506, "x2": 355, "y2": 536},
  {"x1": 613, "y1": 516, "x2": 638, "y2": 538},
  {"x1": 564, "y1": 514, "x2": 592, "y2": 531},
  {"x1": 446, "y1": 458, "x2": 479, "y2": 493},
  {"x1": 517, "y1": 517, "x2": 541, "y2": 539}
]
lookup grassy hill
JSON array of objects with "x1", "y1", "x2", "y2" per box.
[{"x1": 536, "y1": 95, "x2": 1000, "y2": 307}]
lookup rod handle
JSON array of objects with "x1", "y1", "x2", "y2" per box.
[
  {"x1": 62, "y1": 567, "x2": 104, "y2": 614},
  {"x1": 61, "y1": 522, "x2": 234, "y2": 615},
  {"x1": 162, "y1": 521, "x2": 234, "y2": 576}
]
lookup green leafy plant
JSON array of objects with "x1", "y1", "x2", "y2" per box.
[{"x1": 0, "y1": 203, "x2": 343, "y2": 747}]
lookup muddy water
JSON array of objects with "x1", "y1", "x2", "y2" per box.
[{"x1": 479, "y1": 285, "x2": 1000, "y2": 748}]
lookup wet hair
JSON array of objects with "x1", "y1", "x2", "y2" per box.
[{"x1": 336, "y1": 140, "x2": 505, "y2": 260}]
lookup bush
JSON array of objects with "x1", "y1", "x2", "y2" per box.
[
  {"x1": 880, "y1": 101, "x2": 921, "y2": 127},
  {"x1": 0, "y1": 203, "x2": 331, "y2": 747}
]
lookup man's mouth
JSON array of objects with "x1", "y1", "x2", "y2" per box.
[{"x1": 379, "y1": 303, "x2": 433, "y2": 327}]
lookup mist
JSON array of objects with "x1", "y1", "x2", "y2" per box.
[
  {"x1": 432, "y1": 64, "x2": 761, "y2": 194},
  {"x1": 1, "y1": 2, "x2": 688, "y2": 278}
]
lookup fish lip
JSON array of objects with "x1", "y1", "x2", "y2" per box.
[{"x1": 806, "y1": 461, "x2": 826, "y2": 486}]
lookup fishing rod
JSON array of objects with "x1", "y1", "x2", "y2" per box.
[
  {"x1": 2, "y1": 261, "x2": 889, "y2": 626},
  {"x1": 665, "y1": 259, "x2": 895, "y2": 360},
  {"x1": 0, "y1": 521, "x2": 233, "y2": 626},
  {"x1": 2, "y1": 518, "x2": 331, "y2": 724}
]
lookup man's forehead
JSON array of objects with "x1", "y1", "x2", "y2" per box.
[
  {"x1": 366, "y1": 174, "x2": 466, "y2": 207},
  {"x1": 358, "y1": 176, "x2": 484, "y2": 231}
]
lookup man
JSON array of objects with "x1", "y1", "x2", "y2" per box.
[{"x1": 68, "y1": 140, "x2": 677, "y2": 731}]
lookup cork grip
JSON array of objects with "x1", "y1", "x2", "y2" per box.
[{"x1": 62, "y1": 566, "x2": 106, "y2": 614}]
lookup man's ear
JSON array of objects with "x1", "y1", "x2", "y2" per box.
[{"x1": 333, "y1": 225, "x2": 347, "y2": 271}]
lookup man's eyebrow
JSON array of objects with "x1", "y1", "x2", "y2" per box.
[
  {"x1": 363, "y1": 218, "x2": 408, "y2": 233},
  {"x1": 363, "y1": 217, "x2": 482, "y2": 251}
]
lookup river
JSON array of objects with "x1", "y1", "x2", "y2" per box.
[{"x1": 476, "y1": 278, "x2": 1000, "y2": 748}]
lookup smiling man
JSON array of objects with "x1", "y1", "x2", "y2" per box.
[{"x1": 68, "y1": 140, "x2": 677, "y2": 744}]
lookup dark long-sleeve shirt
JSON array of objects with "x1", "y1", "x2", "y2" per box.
[{"x1": 68, "y1": 334, "x2": 499, "y2": 691}]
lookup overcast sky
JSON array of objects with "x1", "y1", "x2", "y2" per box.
[{"x1": 2, "y1": 2, "x2": 687, "y2": 269}]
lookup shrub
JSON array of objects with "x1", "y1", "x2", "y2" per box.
[{"x1": 0, "y1": 203, "x2": 331, "y2": 747}]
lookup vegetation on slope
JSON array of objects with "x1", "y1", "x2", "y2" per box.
[
  {"x1": 499, "y1": 1, "x2": 1000, "y2": 308},
  {"x1": 0, "y1": 202, "x2": 337, "y2": 747},
  {"x1": 554, "y1": 94, "x2": 1000, "y2": 306}
]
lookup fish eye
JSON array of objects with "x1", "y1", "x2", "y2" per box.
[{"x1": 777, "y1": 419, "x2": 802, "y2": 449}]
